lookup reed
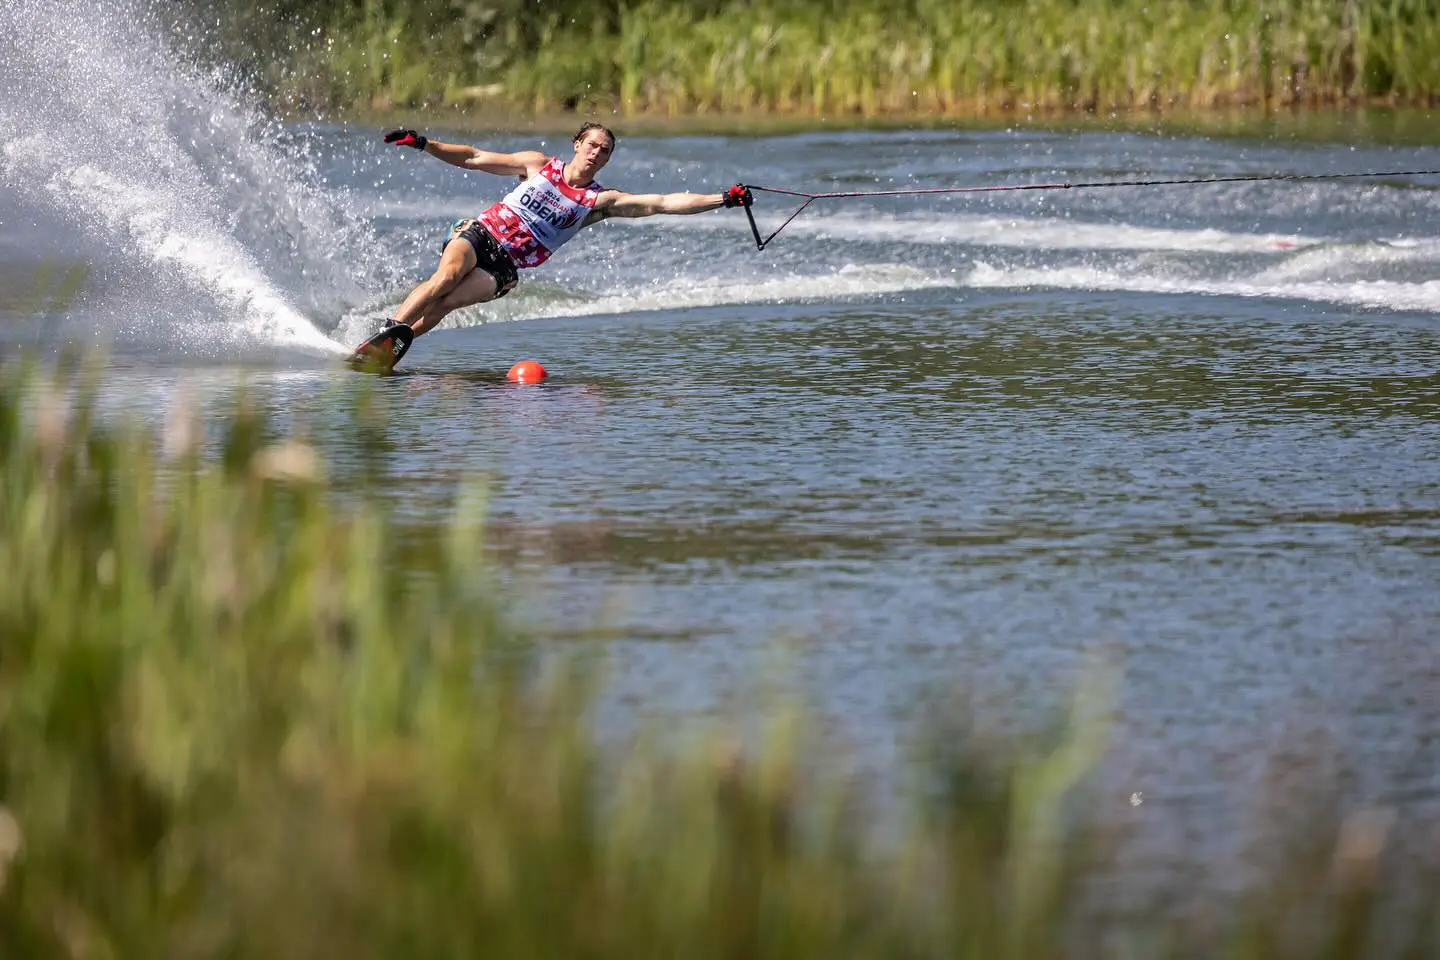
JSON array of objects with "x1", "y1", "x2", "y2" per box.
[
  {"x1": 0, "y1": 356, "x2": 1436, "y2": 957},
  {"x1": 233, "y1": 0, "x2": 1440, "y2": 115}
]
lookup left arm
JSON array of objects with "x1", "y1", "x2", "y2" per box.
[{"x1": 584, "y1": 190, "x2": 724, "y2": 225}]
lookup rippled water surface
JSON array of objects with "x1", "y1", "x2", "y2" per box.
[{"x1": 4, "y1": 0, "x2": 1440, "y2": 863}]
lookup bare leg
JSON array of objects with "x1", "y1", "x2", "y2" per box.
[
  {"x1": 390, "y1": 237, "x2": 479, "y2": 329},
  {"x1": 408, "y1": 267, "x2": 502, "y2": 336}
]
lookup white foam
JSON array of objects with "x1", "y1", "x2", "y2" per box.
[
  {"x1": 14, "y1": 154, "x2": 343, "y2": 354},
  {"x1": 967, "y1": 261, "x2": 1440, "y2": 313},
  {"x1": 364, "y1": 196, "x2": 485, "y2": 220},
  {"x1": 338, "y1": 263, "x2": 957, "y2": 337},
  {"x1": 554, "y1": 263, "x2": 955, "y2": 317},
  {"x1": 338, "y1": 245, "x2": 1440, "y2": 341},
  {"x1": 653, "y1": 204, "x2": 1319, "y2": 254},
  {"x1": 1249, "y1": 236, "x2": 1440, "y2": 283},
  {"x1": 0, "y1": 0, "x2": 352, "y2": 356},
  {"x1": 763, "y1": 211, "x2": 1318, "y2": 254}
]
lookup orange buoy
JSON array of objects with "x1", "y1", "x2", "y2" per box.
[{"x1": 506, "y1": 359, "x2": 547, "y2": 384}]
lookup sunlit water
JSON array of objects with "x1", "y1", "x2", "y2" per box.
[{"x1": 4, "y1": 0, "x2": 1440, "y2": 879}]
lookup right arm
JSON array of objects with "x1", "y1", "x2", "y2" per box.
[
  {"x1": 423, "y1": 140, "x2": 548, "y2": 178},
  {"x1": 384, "y1": 129, "x2": 546, "y2": 178}
]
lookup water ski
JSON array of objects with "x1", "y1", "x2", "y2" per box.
[{"x1": 347, "y1": 322, "x2": 414, "y2": 373}]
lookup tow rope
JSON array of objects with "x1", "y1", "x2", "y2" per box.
[{"x1": 738, "y1": 168, "x2": 1440, "y2": 250}]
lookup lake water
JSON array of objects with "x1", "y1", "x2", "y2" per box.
[{"x1": 4, "y1": 0, "x2": 1440, "y2": 872}]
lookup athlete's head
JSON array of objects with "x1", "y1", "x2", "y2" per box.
[
  {"x1": 574, "y1": 122, "x2": 616, "y2": 152},
  {"x1": 571, "y1": 123, "x2": 616, "y2": 178}
]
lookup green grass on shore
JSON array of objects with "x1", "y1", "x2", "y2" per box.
[
  {"x1": 231, "y1": 0, "x2": 1440, "y2": 117},
  {"x1": 1, "y1": 355, "x2": 1437, "y2": 957},
  {"x1": 329, "y1": 102, "x2": 1440, "y2": 151}
]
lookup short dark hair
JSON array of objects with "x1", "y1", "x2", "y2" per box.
[{"x1": 573, "y1": 123, "x2": 616, "y2": 150}]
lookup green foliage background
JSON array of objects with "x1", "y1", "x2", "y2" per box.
[{"x1": 204, "y1": 0, "x2": 1440, "y2": 115}]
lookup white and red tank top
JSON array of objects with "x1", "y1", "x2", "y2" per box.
[{"x1": 478, "y1": 157, "x2": 605, "y2": 269}]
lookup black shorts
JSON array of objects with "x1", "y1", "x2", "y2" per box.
[{"x1": 444, "y1": 218, "x2": 519, "y2": 298}]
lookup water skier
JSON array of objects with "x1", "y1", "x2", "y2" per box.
[{"x1": 350, "y1": 122, "x2": 752, "y2": 369}]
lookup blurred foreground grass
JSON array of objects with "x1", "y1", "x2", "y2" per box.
[{"x1": 0, "y1": 357, "x2": 1435, "y2": 957}]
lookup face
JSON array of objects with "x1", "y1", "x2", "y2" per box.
[{"x1": 572, "y1": 130, "x2": 615, "y2": 177}]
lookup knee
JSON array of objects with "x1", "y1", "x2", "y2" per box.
[
  {"x1": 436, "y1": 285, "x2": 491, "y2": 314},
  {"x1": 428, "y1": 267, "x2": 467, "y2": 294}
]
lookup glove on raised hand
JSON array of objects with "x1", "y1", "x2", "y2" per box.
[{"x1": 384, "y1": 129, "x2": 429, "y2": 150}]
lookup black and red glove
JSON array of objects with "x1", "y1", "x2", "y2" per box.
[
  {"x1": 384, "y1": 129, "x2": 429, "y2": 150},
  {"x1": 722, "y1": 184, "x2": 752, "y2": 208}
]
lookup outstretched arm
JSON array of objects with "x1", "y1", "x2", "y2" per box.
[
  {"x1": 384, "y1": 129, "x2": 547, "y2": 177},
  {"x1": 427, "y1": 141, "x2": 548, "y2": 177},
  {"x1": 589, "y1": 191, "x2": 724, "y2": 222},
  {"x1": 585, "y1": 185, "x2": 752, "y2": 225}
]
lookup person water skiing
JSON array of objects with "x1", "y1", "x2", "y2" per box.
[{"x1": 349, "y1": 122, "x2": 752, "y2": 369}]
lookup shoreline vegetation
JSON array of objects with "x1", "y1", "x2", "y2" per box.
[
  {"x1": 338, "y1": 103, "x2": 1440, "y2": 150},
  {"x1": 211, "y1": 0, "x2": 1440, "y2": 121},
  {"x1": 3, "y1": 357, "x2": 1439, "y2": 956}
]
